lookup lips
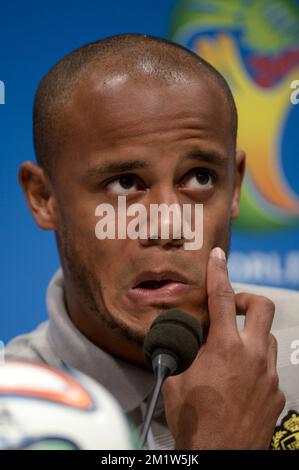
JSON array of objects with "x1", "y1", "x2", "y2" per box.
[
  {"x1": 132, "y1": 271, "x2": 190, "y2": 288},
  {"x1": 129, "y1": 270, "x2": 192, "y2": 304}
]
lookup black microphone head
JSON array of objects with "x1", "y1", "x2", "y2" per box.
[{"x1": 143, "y1": 309, "x2": 203, "y2": 375}]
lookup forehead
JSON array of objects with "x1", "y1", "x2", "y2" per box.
[{"x1": 60, "y1": 72, "x2": 234, "y2": 159}]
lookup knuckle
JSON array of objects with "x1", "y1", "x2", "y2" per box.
[
  {"x1": 268, "y1": 373, "x2": 279, "y2": 390},
  {"x1": 269, "y1": 333, "x2": 278, "y2": 350},
  {"x1": 258, "y1": 296, "x2": 275, "y2": 315},
  {"x1": 276, "y1": 390, "x2": 286, "y2": 412}
]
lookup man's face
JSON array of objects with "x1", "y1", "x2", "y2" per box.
[{"x1": 51, "y1": 71, "x2": 242, "y2": 348}]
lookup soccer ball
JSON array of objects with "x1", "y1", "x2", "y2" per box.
[{"x1": 0, "y1": 360, "x2": 139, "y2": 449}]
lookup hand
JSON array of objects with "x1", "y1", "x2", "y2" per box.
[{"x1": 162, "y1": 247, "x2": 285, "y2": 449}]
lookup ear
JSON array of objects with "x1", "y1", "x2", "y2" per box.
[
  {"x1": 231, "y1": 149, "x2": 246, "y2": 220},
  {"x1": 19, "y1": 161, "x2": 58, "y2": 230}
]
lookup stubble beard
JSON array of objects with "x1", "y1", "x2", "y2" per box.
[
  {"x1": 56, "y1": 220, "x2": 232, "y2": 349},
  {"x1": 56, "y1": 223, "x2": 145, "y2": 346}
]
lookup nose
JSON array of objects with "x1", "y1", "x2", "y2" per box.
[{"x1": 138, "y1": 188, "x2": 185, "y2": 249}]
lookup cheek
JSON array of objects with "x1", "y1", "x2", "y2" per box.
[
  {"x1": 203, "y1": 199, "x2": 231, "y2": 249},
  {"x1": 58, "y1": 199, "x2": 122, "y2": 271},
  {"x1": 94, "y1": 240, "x2": 130, "y2": 280}
]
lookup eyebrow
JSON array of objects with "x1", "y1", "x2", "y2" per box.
[
  {"x1": 83, "y1": 160, "x2": 152, "y2": 181},
  {"x1": 82, "y1": 149, "x2": 228, "y2": 182},
  {"x1": 185, "y1": 149, "x2": 228, "y2": 167}
]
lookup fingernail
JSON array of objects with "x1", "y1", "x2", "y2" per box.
[{"x1": 211, "y1": 247, "x2": 226, "y2": 261}]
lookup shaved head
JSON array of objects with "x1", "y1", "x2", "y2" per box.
[
  {"x1": 33, "y1": 33, "x2": 237, "y2": 177},
  {"x1": 21, "y1": 33, "x2": 245, "y2": 362}
]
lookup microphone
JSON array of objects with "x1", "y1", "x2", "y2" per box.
[{"x1": 140, "y1": 309, "x2": 203, "y2": 447}]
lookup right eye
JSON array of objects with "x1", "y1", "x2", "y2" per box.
[{"x1": 105, "y1": 174, "x2": 144, "y2": 194}]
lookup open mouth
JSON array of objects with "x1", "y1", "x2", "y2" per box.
[
  {"x1": 136, "y1": 279, "x2": 176, "y2": 290},
  {"x1": 129, "y1": 271, "x2": 191, "y2": 303}
]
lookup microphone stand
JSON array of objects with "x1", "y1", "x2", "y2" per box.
[{"x1": 140, "y1": 352, "x2": 177, "y2": 448}]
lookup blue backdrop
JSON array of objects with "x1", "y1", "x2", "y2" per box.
[{"x1": 1, "y1": 0, "x2": 298, "y2": 344}]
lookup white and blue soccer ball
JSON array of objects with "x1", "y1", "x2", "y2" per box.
[{"x1": 0, "y1": 360, "x2": 139, "y2": 450}]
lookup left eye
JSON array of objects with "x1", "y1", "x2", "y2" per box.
[
  {"x1": 182, "y1": 170, "x2": 213, "y2": 189},
  {"x1": 105, "y1": 175, "x2": 141, "y2": 194}
]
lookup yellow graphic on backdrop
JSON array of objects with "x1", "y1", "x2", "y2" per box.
[{"x1": 197, "y1": 34, "x2": 299, "y2": 214}]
